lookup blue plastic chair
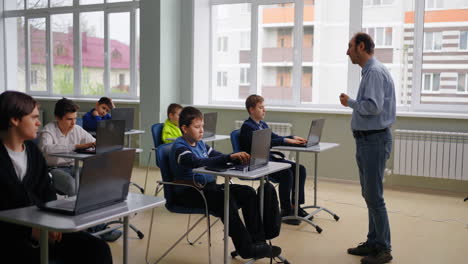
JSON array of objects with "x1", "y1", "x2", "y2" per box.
[
  {"x1": 230, "y1": 129, "x2": 242, "y2": 153},
  {"x1": 145, "y1": 143, "x2": 217, "y2": 264},
  {"x1": 144, "y1": 123, "x2": 165, "y2": 191}
]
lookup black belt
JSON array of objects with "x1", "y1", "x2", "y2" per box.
[{"x1": 353, "y1": 128, "x2": 388, "y2": 138}]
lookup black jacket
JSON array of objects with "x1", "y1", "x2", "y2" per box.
[{"x1": 0, "y1": 140, "x2": 56, "y2": 246}]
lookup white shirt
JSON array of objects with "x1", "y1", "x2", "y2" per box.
[
  {"x1": 39, "y1": 121, "x2": 95, "y2": 166},
  {"x1": 5, "y1": 144, "x2": 28, "y2": 182}
]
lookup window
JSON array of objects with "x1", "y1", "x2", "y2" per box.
[
  {"x1": 363, "y1": 27, "x2": 393, "y2": 46},
  {"x1": 460, "y1": 31, "x2": 468, "y2": 50},
  {"x1": 3, "y1": 1, "x2": 140, "y2": 99},
  {"x1": 424, "y1": 32, "x2": 442, "y2": 51},
  {"x1": 217, "y1": 36, "x2": 228, "y2": 52},
  {"x1": 363, "y1": 0, "x2": 394, "y2": 6},
  {"x1": 422, "y1": 73, "x2": 440, "y2": 92},
  {"x1": 217, "y1": 72, "x2": 228, "y2": 87},
  {"x1": 194, "y1": 0, "x2": 468, "y2": 113},
  {"x1": 458, "y1": 73, "x2": 467, "y2": 93},
  {"x1": 425, "y1": 0, "x2": 443, "y2": 9},
  {"x1": 240, "y1": 68, "x2": 249, "y2": 85}
]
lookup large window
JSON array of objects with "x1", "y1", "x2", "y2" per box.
[
  {"x1": 194, "y1": 0, "x2": 468, "y2": 114},
  {"x1": 3, "y1": 0, "x2": 140, "y2": 99}
]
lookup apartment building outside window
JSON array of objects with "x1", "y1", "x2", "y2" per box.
[
  {"x1": 3, "y1": 0, "x2": 140, "y2": 99},
  {"x1": 458, "y1": 73, "x2": 467, "y2": 93},
  {"x1": 424, "y1": 32, "x2": 442, "y2": 51},
  {"x1": 423, "y1": 73, "x2": 440, "y2": 92},
  {"x1": 193, "y1": 0, "x2": 468, "y2": 114},
  {"x1": 460, "y1": 31, "x2": 468, "y2": 50}
]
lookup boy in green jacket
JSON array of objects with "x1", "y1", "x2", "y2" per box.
[{"x1": 162, "y1": 103, "x2": 183, "y2": 143}]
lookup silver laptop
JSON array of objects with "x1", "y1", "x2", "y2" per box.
[
  {"x1": 111, "y1": 108, "x2": 135, "y2": 132},
  {"x1": 38, "y1": 149, "x2": 136, "y2": 215},
  {"x1": 203, "y1": 112, "x2": 217, "y2": 138},
  {"x1": 293, "y1": 119, "x2": 325, "y2": 147},
  {"x1": 206, "y1": 128, "x2": 271, "y2": 172},
  {"x1": 76, "y1": 120, "x2": 125, "y2": 154}
]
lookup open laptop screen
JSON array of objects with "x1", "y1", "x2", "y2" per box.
[
  {"x1": 111, "y1": 108, "x2": 135, "y2": 132},
  {"x1": 249, "y1": 128, "x2": 272, "y2": 171},
  {"x1": 203, "y1": 112, "x2": 217, "y2": 138},
  {"x1": 95, "y1": 120, "x2": 125, "y2": 154}
]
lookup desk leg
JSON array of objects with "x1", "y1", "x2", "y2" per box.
[
  {"x1": 223, "y1": 176, "x2": 230, "y2": 264},
  {"x1": 127, "y1": 134, "x2": 132, "y2": 148},
  {"x1": 259, "y1": 177, "x2": 264, "y2": 220},
  {"x1": 301, "y1": 153, "x2": 340, "y2": 230},
  {"x1": 74, "y1": 159, "x2": 80, "y2": 194},
  {"x1": 40, "y1": 229, "x2": 48, "y2": 264},
  {"x1": 294, "y1": 151, "x2": 300, "y2": 217},
  {"x1": 123, "y1": 216, "x2": 129, "y2": 264}
]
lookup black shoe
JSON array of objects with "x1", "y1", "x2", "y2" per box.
[
  {"x1": 298, "y1": 207, "x2": 312, "y2": 218},
  {"x1": 100, "y1": 229, "x2": 123, "y2": 242},
  {"x1": 252, "y1": 243, "x2": 282, "y2": 259},
  {"x1": 361, "y1": 249, "x2": 393, "y2": 264},
  {"x1": 347, "y1": 242, "x2": 376, "y2": 256}
]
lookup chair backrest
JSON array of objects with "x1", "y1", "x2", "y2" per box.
[
  {"x1": 151, "y1": 123, "x2": 164, "y2": 148},
  {"x1": 230, "y1": 129, "x2": 241, "y2": 153},
  {"x1": 156, "y1": 143, "x2": 176, "y2": 206},
  {"x1": 156, "y1": 143, "x2": 205, "y2": 214},
  {"x1": 76, "y1": 117, "x2": 83, "y2": 127}
]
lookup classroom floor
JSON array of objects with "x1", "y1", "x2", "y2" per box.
[{"x1": 108, "y1": 167, "x2": 468, "y2": 264}]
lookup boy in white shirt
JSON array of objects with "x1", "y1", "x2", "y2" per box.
[{"x1": 39, "y1": 98, "x2": 95, "y2": 196}]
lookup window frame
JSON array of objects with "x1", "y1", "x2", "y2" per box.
[
  {"x1": 2, "y1": 0, "x2": 140, "y2": 99},
  {"x1": 193, "y1": 0, "x2": 468, "y2": 114}
]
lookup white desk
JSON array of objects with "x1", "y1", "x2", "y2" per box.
[
  {"x1": 193, "y1": 162, "x2": 291, "y2": 264},
  {"x1": 49, "y1": 148, "x2": 143, "y2": 193},
  {"x1": 0, "y1": 193, "x2": 165, "y2": 264},
  {"x1": 273, "y1": 142, "x2": 340, "y2": 233}
]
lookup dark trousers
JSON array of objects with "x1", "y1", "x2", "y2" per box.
[
  {"x1": 3, "y1": 231, "x2": 113, "y2": 264},
  {"x1": 355, "y1": 129, "x2": 392, "y2": 250},
  {"x1": 269, "y1": 159, "x2": 306, "y2": 211},
  {"x1": 174, "y1": 182, "x2": 265, "y2": 258}
]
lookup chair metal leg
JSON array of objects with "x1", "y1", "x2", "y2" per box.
[
  {"x1": 186, "y1": 215, "x2": 220, "y2": 245},
  {"x1": 143, "y1": 151, "x2": 153, "y2": 193}
]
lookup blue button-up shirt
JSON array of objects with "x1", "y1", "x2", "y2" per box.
[{"x1": 348, "y1": 57, "x2": 396, "y2": 131}]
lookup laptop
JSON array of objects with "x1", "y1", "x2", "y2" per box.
[
  {"x1": 76, "y1": 119, "x2": 125, "y2": 154},
  {"x1": 288, "y1": 119, "x2": 325, "y2": 148},
  {"x1": 38, "y1": 149, "x2": 136, "y2": 215},
  {"x1": 203, "y1": 112, "x2": 217, "y2": 138},
  {"x1": 111, "y1": 108, "x2": 135, "y2": 132},
  {"x1": 206, "y1": 128, "x2": 272, "y2": 172}
]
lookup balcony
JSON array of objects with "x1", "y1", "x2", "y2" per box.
[{"x1": 239, "y1": 47, "x2": 313, "y2": 64}]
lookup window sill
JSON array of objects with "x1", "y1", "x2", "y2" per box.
[
  {"x1": 33, "y1": 96, "x2": 140, "y2": 104},
  {"x1": 193, "y1": 104, "x2": 468, "y2": 120}
]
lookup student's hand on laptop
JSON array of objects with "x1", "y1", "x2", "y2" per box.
[
  {"x1": 293, "y1": 136, "x2": 307, "y2": 144},
  {"x1": 231, "y1": 152, "x2": 250, "y2": 165},
  {"x1": 75, "y1": 142, "x2": 96, "y2": 150},
  {"x1": 285, "y1": 138, "x2": 306, "y2": 145}
]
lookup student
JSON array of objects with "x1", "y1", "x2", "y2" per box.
[
  {"x1": 0, "y1": 91, "x2": 113, "y2": 264},
  {"x1": 162, "y1": 103, "x2": 183, "y2": 143},
  {"x1": 38, "y1": 98, "x2": 96, "y2": 196},
  {"x1": 171, "y1": 106, "x2": 281, "y2": 259},
  {"x1": 82, "y1": 97, "x2": 114, "y2": 132},
  {"x1": 240, "y1": 94, "x2": 308, "y2": 226}
]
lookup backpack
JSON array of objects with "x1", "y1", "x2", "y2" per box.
[{"x1": 257, "y1": 180, "x2": 281, "y2": 240}]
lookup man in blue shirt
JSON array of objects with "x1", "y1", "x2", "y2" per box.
[
  {"x1": 340, "y1": 32, "x2": 396, "y2": 264},
  {"x1": 171, "y1": 106, "x2": 282, "y2": 260}
]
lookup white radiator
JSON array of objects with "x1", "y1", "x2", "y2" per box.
[
  {"x1": 394, "y1": 129, "x2": 468, "y2": 180},
  {"x1": 235, "y1": 120, "x2": 293, "y2": 159}
]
